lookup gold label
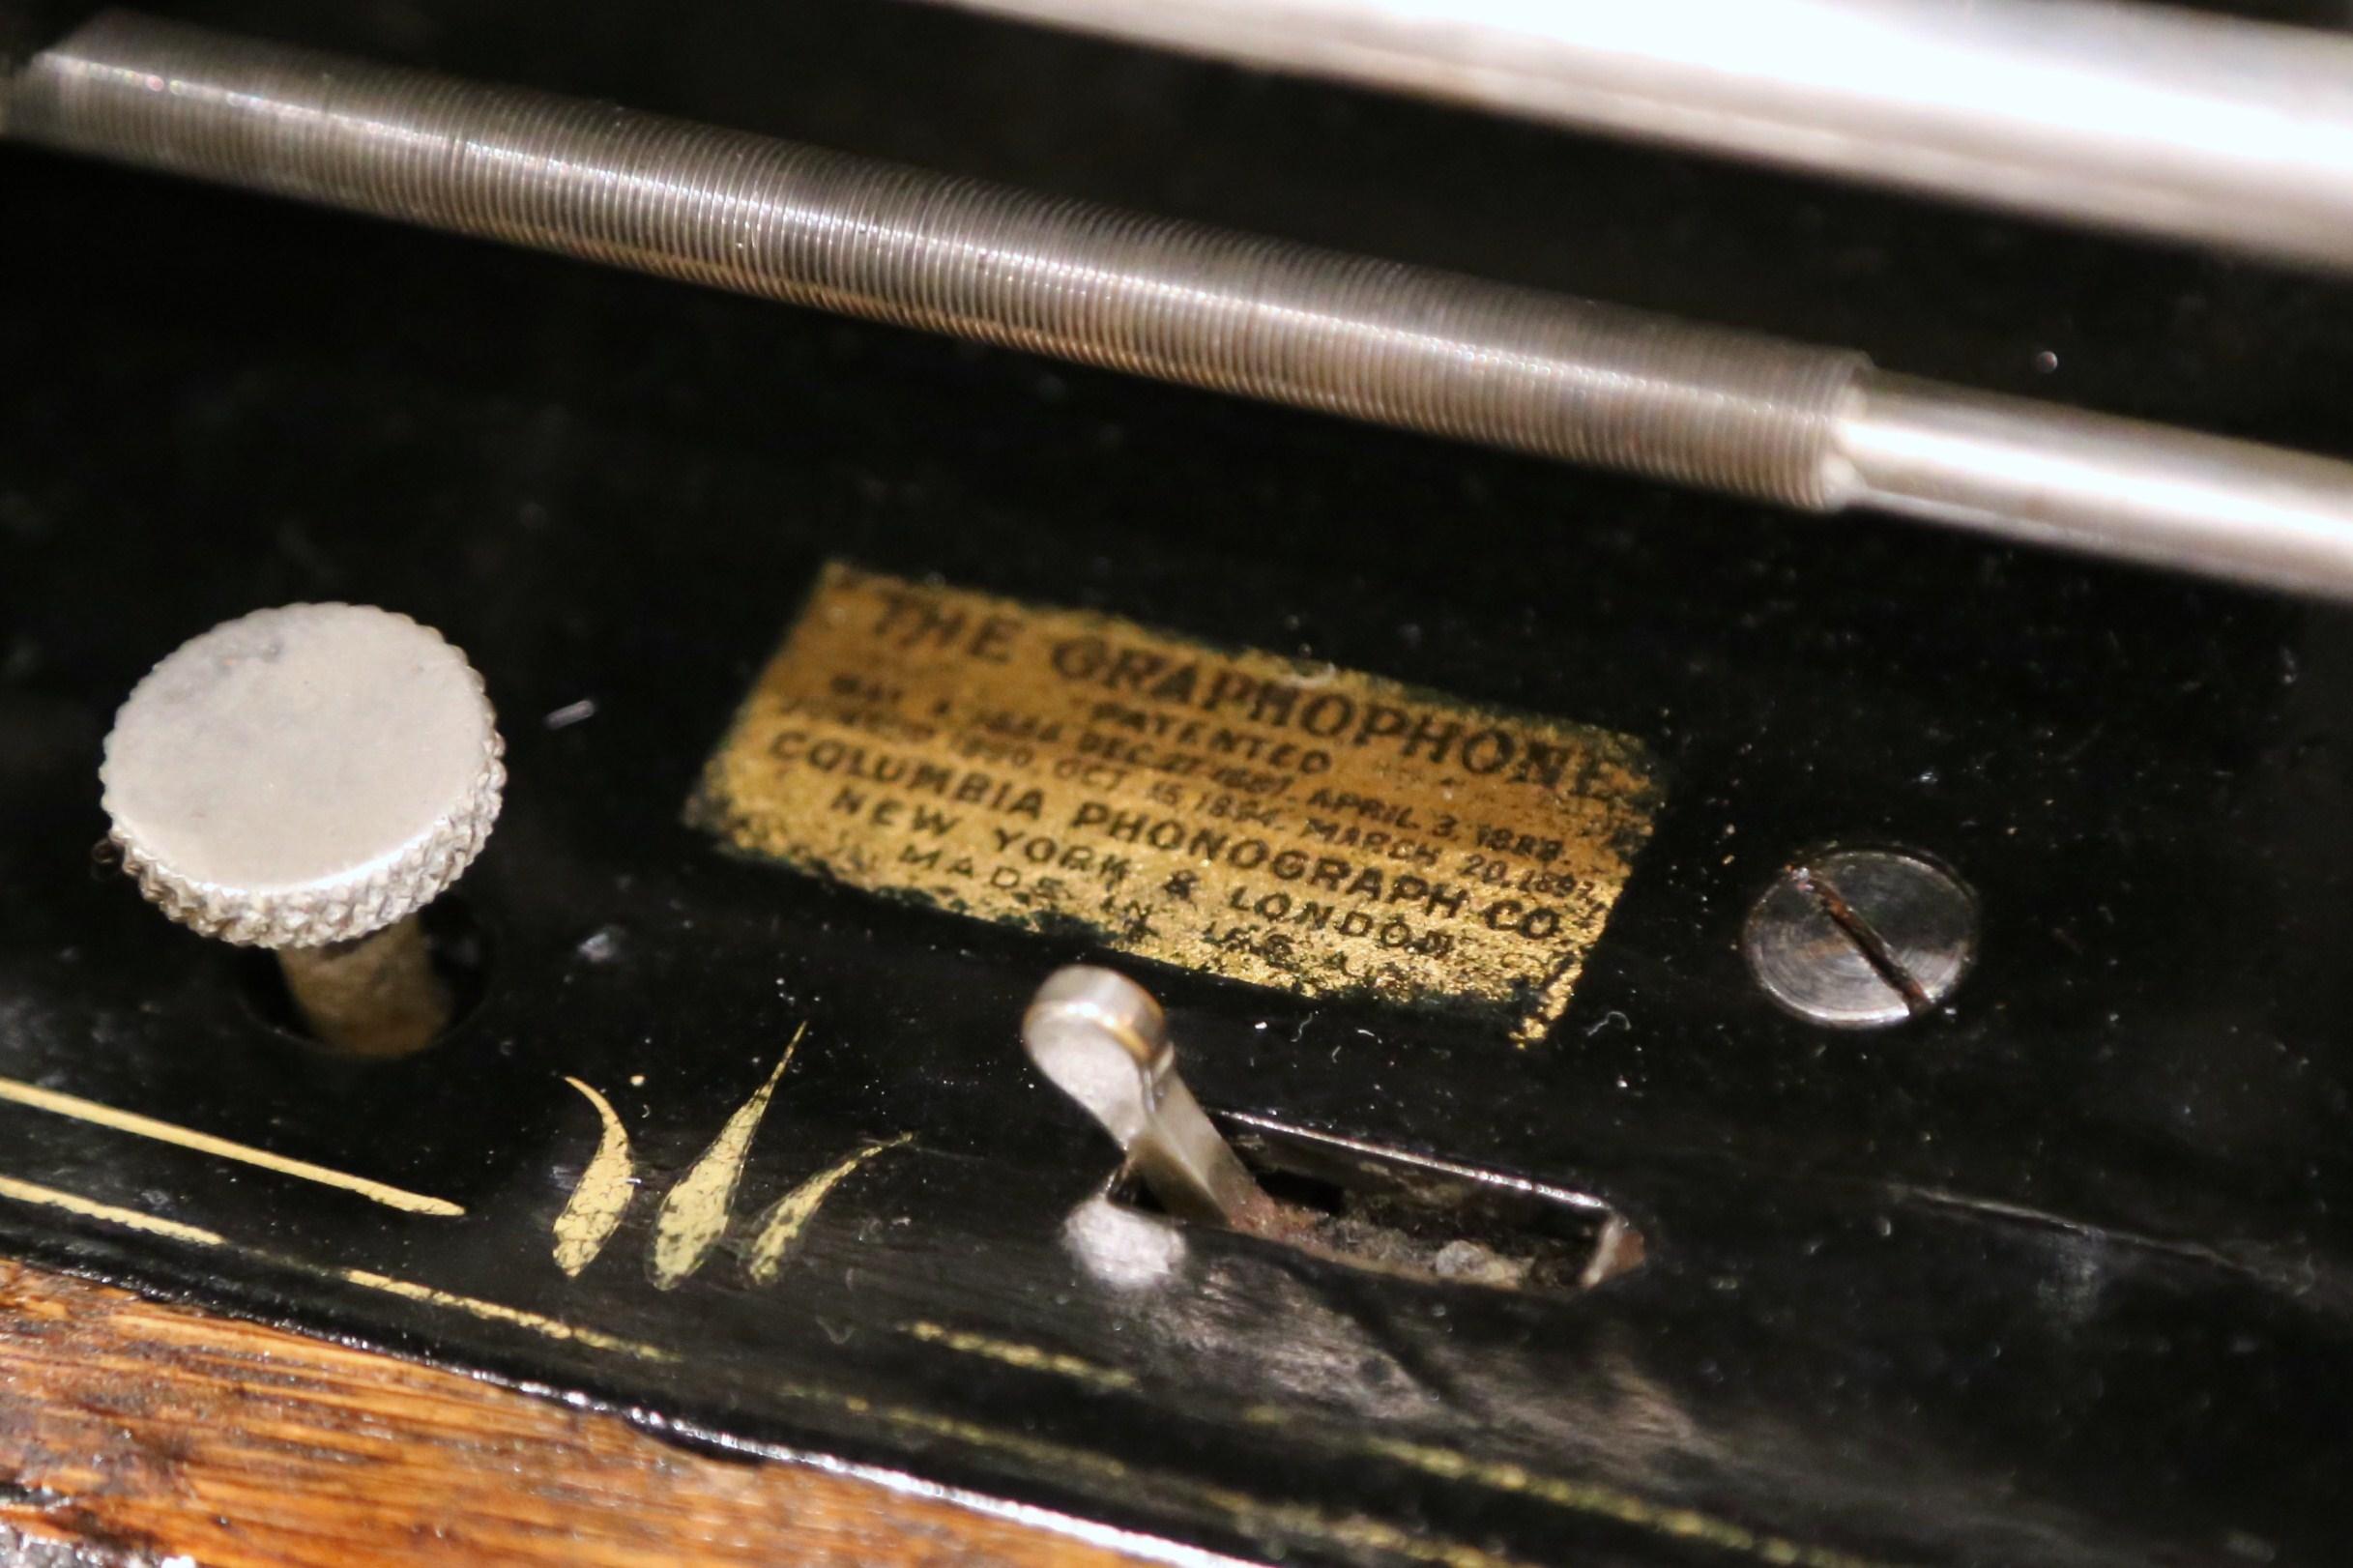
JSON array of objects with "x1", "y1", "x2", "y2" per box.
[{"x1": 691, "y1": 564, "x2": 1663, "y2": 1041}]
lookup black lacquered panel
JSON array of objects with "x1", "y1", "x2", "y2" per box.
[{"x1": 4, "y1": 4, "x2": 2352, "y2": 1562}]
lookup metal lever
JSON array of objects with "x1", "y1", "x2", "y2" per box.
[{"x1": 1023, "y1": 966, "x2": 1280, "y2": 1234}]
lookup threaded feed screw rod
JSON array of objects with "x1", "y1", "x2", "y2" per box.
[{"x1": 15, "y1": 11, "x2": 2353, "y2": 596}]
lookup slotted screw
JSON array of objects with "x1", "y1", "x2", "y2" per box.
[{"x1": 1742, "y1": 848, "x2": 1976, "y2": 1029}]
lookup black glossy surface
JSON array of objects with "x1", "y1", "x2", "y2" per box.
[{"x1": 4, "y1": 3, "x2": 2353, "y2": 1563}]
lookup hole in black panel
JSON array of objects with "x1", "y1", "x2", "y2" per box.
[
  {"x1": 1111, "y1": 1111, "x2": 1644, "y2": 1297},
  {"x1": 236, "y1": 895, "x2": 491, "y2": 1054}
]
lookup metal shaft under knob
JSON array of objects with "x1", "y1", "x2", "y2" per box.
[
  {"x1": 276, "y1": 917, "x2": 452, "y2": 1059},
  {"x1": 101, "y1": 602, "x2": 505, "y2": 1056},
  {"x1": 1024, "y1": 965, "x2": 1281, "y2": 1233}
]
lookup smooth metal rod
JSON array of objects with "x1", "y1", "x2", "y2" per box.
[
  {"x1": 12, "y1": 13, "x2": 2353, "y2": 598},
  {"x1": 931, "y1": 0, "x2": 2353, "y2": 277}
]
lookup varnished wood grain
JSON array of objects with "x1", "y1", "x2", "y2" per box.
[{"x1": 0, "y1": 1261, "x2": 1149, "y2": 1567}]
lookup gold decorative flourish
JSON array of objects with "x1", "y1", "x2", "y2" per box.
[
  {"x1": 648, "y1": 1026, "x2": 803, "y2": 1290},
  {"x1": 0, "y1": 1073, "x2": 463, "y2": 1216},
  {"x1": 552, "y1": 1077, "x2": 637, "y2": 1276},
  {"x1": 1357, "y1": 1432, "x2": 1892, "y2": 1568},
  {"x1": 0, "y1": 1174, "x2": 671, "y2": 1361},
  {"x1": 741, "y1": 1134, "x2": 915, "y2": 1285},
  {"x1": 0, "y1": 1173, "x2": 227, "y2": 1246},
  {"x1": 336, "y1": 1267, "x2": 673, "y2": 1360},
  {"x1": 859, "y1": 1401, "x2": 1542, "y2": 1568},
  {"x1": 901, "y1": 1320, "x2": 1136, "y2": 1393}
]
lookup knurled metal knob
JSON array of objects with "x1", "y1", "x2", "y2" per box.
[{"x1": 101, "y1": 603, "x2": 504, "y2": 951}]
